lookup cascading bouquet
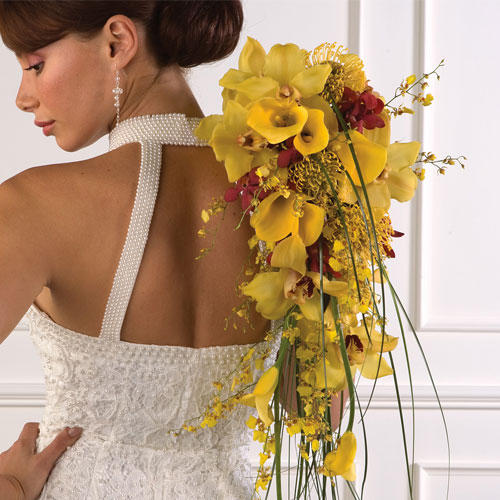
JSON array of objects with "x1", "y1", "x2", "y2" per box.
[{"x1": 191, "y1": 38, "x2": 465, "y2": 499}]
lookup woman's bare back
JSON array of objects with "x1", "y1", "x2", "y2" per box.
[{"x1": 31, "y1": 141, "x2": 268, "y2": 347}]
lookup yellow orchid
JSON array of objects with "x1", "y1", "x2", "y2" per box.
[
  {"x1": 323, "y1": 431, "x2": 357, "y2": 481},
  {"x1": 207, "y1": 100, "x2": 269, "y2": 182},
  {"x1": 313, "y1": 343, "x2": 347, "y2": 392},
  {"x1": 220, "y1": 37, "x2": 332, "y2": 105},
  {"x1": 242, "y1": 268, "x2": 348, "y2": 321},
  {"x1": 347, "y1": 321, "x2": 399, "y2": 379},
  {"x1": 339, "y1": 110, "x2": 421, "y2": 210},
  {"x1": 385, "y1": 141, "x2": 421, "y2": 202},
  {"x1": 239, "y1": 366, "x2": 279, "y2": 426},
  {"x1": 251, "y1": 191, "x2": 324, "y2": 275},
  {"x1": 247, "y1": 98, "x2": 308, "y2": 144}
]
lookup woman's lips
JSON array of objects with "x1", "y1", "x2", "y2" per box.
[
  {"x1": 34, "y1": 120, "x2": 55, "y2": 136},
  {"x1": 42, "y1": 122, "x2": 55, "y2": 136}
]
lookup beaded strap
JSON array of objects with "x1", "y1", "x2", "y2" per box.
[{"x1": 100, "y1": 114, "x2": 207, "y2": 341}]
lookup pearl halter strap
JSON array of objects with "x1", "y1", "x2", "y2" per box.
[{"x1": 100, "y1": 113, "x2": 208, "y2": 342}]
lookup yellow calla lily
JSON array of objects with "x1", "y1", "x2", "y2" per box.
[
  {"x1": 293, "y1": 108, "x2": 330, "y2": 156},
  {"x1": 331, "y1": 130, "x2": 387, "y2": 186},
  {"x1": 271, "y1": 234, "x2": 308, "y2": 275},
  {"x1": 297, "y1": 202, "x2": 325, "y2": 246},
  {"x1": 302, "y1": 95, "x2": 338, "y2": 135},
  {"x1": 251, "y1": 191, "x2": 324, "y2": 274},
  {"x1": 239, "y1": 366, "x2": 279, "y2": 426},
  {"x1": 247, "y1": 98, "x2": 308, "y2": 144},
  {"x1": 250, "y1": 192, "x2": 298, "y2": 243},
  {"x1": 251, "y1": 191, "x2": 324, "y2": 244},
  {"x1": 323, "y1": 431, "x2": 357, "y2": 480}
]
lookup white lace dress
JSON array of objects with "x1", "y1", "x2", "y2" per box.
[{"x1": 25, "y1": 114, "x2": 278, "y2": 500}]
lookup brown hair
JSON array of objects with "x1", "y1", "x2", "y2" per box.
[{"x1": 0, "y1": 0, "x2": 243, "y2": 68}]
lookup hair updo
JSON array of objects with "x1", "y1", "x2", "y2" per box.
[{"x1": 0, "y1": 0, "x2": 243, "y2": 68}]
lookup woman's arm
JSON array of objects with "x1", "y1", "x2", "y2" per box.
[
  {"x1": 0, "y1": 171, "x2": 52, "y2": 343},
  {"x1": 280, "y1": 344, "x2": 348, "y2": 430},
  {"x1": 0, "y1": 422, "x2": 82, "y2": 500}
]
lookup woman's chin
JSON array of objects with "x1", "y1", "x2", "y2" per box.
[{"x1": 54, "y1": 135, "x2": 85, "y2": 153}]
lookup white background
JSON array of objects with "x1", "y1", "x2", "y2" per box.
[{"x1": 1, "y1": 1, "x2": 499, "y2": 499}]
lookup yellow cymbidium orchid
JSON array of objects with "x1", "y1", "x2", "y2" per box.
[
  {"x1": 239, "y1": 366, "x2": 279, "y2": 426},
  {"x1": 340, "y1": 110, "x2": 421, "y2": 210},
  {"x1": 313, "y1": 343, "x2": 347, "y2": 392},
  {"x1": 247, "y1": 98, "x2": 308, "y2": 144},
  {"x1": 207, "y1": 100, "x2": 269, "y2": 182},
  {"x1": 250, "y1": 191, "x2": 324, "y2": 275},
  {"x1": 242, "y1": 268, "x2": 348, "y2": 320},
  {"x1": 385, "y1": 141, "x2": 421, "y2": 202},
  {"x1": 348, "y1": 322, "x2": 399, "y2": 379},
  {"x1": 220, "y1": 37, "x2": 332, "y2": 106},
  {"x1": 323, "y1": 431, "x2": 357, "y2": 481}
]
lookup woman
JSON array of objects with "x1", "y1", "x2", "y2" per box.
[{"x1": 0, "y1": 1, "x2": 270, "y2": 498}]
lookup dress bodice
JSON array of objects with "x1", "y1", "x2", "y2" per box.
[{"x1": 24, "y1": 114, "x2": 279, "y2": 500}]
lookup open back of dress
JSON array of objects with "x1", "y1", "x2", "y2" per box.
[{"x1": 25, "y1": 114, "x2": 277, "y2": 500}]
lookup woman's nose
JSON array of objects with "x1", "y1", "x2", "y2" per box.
[{"x1": 16, "y1": 83, "x2": 38, "y2": 113}]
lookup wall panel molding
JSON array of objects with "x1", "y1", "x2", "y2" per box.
[
  {"x1": 415, "y1": 462, "x2": 500, "y2": 500},
  {"x1": 0, "y1": 383, "x2": 46, "y2": 407},
  {"x1": 2, "y1": 382, "x2": 499, "y2": 410},
  {"x1": 413, "y1": 0, "x2": 500, "y2": 334}
]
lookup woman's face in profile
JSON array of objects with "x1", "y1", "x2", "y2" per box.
[{"x1": 15, "y1": 32, "x2": 115, "y2": 151}]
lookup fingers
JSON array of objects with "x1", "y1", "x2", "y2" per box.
[
  {"x1": 18, "y1": 422, "x2": 39, "y2": 443},
  {"x1": 16, "y1": 422, "x2": 40, "y2": 453},
  {"x1": 36, "y1": 427, "x2": 82, "y2": 472}
]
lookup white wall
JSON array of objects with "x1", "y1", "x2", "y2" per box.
[{"x1": 1, "y1": 1, "x2": 499, "y2": 499}]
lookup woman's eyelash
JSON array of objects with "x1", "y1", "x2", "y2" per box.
[{"x1": 25, "y1": 62, "x2": 43, "y2": 73}]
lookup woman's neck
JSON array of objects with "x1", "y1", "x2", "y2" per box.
[{"x1": 111, "y1": 65, "x2": 204, "y2": 129}]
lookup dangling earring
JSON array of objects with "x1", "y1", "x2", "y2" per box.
[{"x1": 112, "y1": 64, "x2": 123, "y2": 125}]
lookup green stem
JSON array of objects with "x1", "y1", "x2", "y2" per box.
[
  {"x1": 274, "y1": 388, "x2": 282, "y2": 500},
  {"x1": 330, "y1": 297, "x2": 355, "y2": 431},
  {"x1": 273, "y1": 331, "x2": 292, "y2": 500}
]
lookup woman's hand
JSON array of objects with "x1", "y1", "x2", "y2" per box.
[{"x1": 0, "y1": 422, "x2": 82, "y2": 500}]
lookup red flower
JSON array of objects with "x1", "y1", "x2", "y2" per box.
[
  {"x1": 338, "y1": 86, "x2": 385, "y2": 133},
  {"x1": 278, "y1": 138, "x2": 303, "y2": 168},
  {"x1": 224, "y1": 167, "x2": 269, "y2": 211},
  {"x1": 306, "y1": 239, "x2": 343, "y2": 279}
]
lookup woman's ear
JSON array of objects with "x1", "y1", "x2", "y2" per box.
[{"x1": 102, "y1": 15, "x2": 139, "y2": 69}]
